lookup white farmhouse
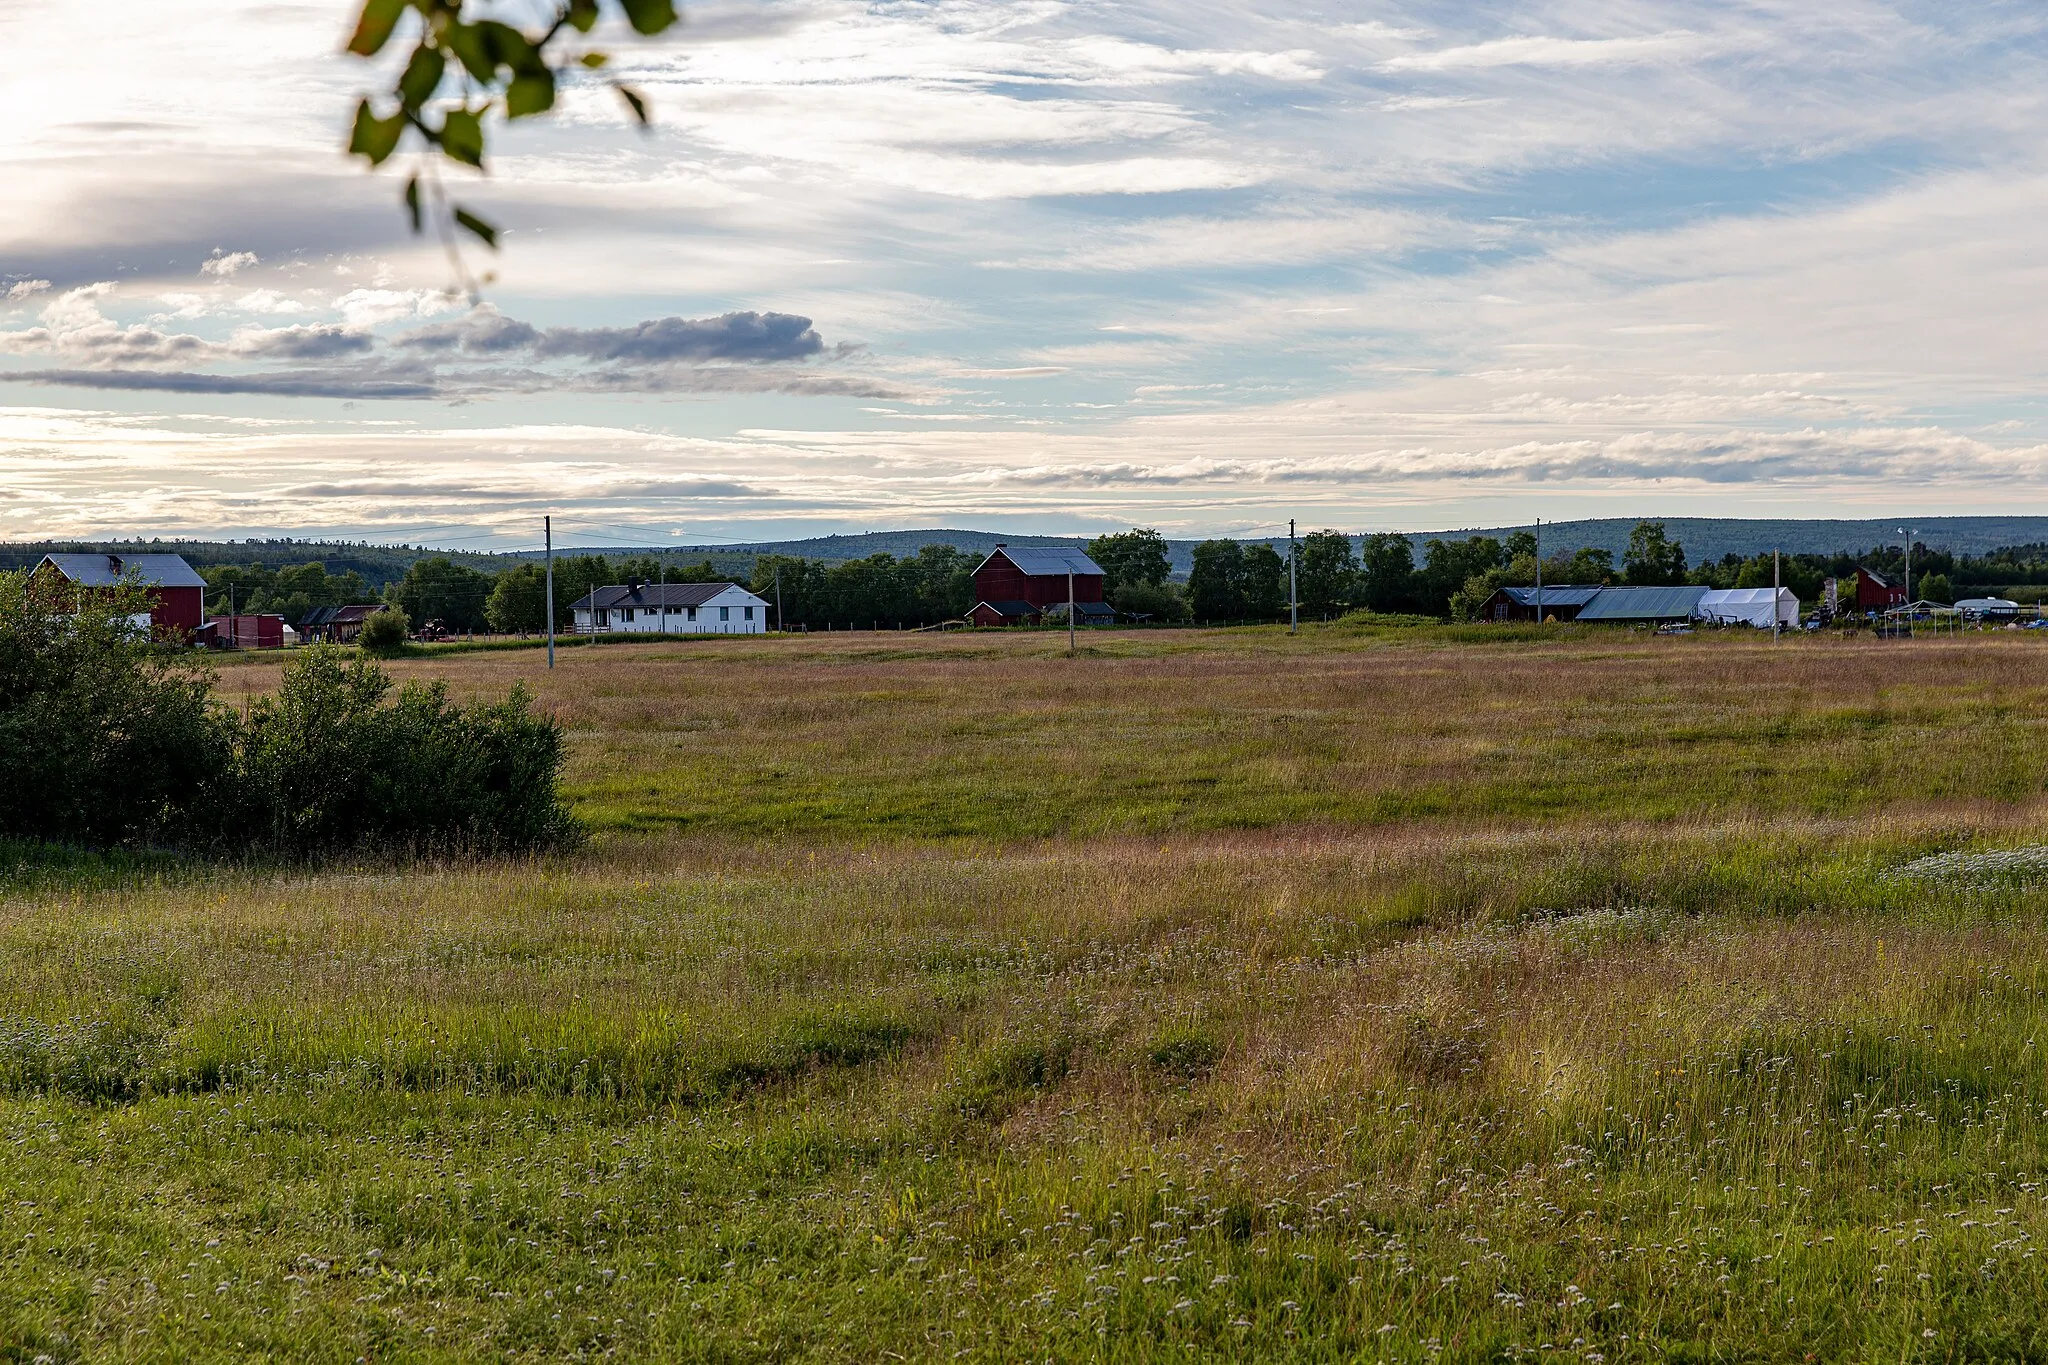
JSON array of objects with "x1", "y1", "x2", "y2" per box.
[{"x1": 569, "y1": 581, "x2": 771, "y2": 635}]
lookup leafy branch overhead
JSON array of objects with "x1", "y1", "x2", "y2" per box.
[{"x1": 345, "y1": 0, "x2": 678, "y2": 248}]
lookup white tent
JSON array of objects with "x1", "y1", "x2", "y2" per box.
[{"x1": 1695, "y1": 587, "x2": 1799, "y2": 628}]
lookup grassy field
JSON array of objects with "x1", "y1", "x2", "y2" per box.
[{"x1": 9, "y1": 622, "x2": 2048, "y2": 1361}]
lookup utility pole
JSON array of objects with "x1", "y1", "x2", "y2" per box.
[
  {"x1": 1533, "y1": 517, "x2": 1542, "y2": 624},
  {"x1": 658, "y1": 554, "x2": 665, "y2": 635},
  {"x1": 1288, "y1": 519, "x2": 1298, "y2": 634},
  {"x1": 774, "y1": 562, "x2": 784, "y2": 634},
  {"x1": 1772, "y1": 549, "x2": 1781, "y2": 643},
  {"x1": 545, "y1": 514, "x2": 555, "y2": 669},
  {"x1": 1067, "y1": 568, "x2": 1076, "y2": 653},
  {"x1": 1897, "y1": 526, "x2": 1917, "y2": 637}
]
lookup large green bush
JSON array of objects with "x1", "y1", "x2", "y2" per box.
[
  {"x1": 356, "y1": 606, "x2": 410, "y2": 657},
  {"x1": 0, "y1": 570, "x2": 572, "y2": 856},
  {"x1": 0, "y1": 571, "x2": 227, "y2": 845},
  {"x1": 231, "y1": 649, "x2": 576, "y2": 854}
]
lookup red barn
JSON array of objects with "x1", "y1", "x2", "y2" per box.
[
  {"x1": 1853, "y1": 566, "x2": 1906, "y2": 612},
  {"x1": 969, "y1": 545, "x2": 1107, "y2": 625},
  {"x1": 36, "y1": 552, "x2": 207, "y2": 640}
]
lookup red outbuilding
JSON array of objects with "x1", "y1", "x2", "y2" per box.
[
  {"x1": 969, "y1": 545, "x2": 1107, "y2": 625},
  {"x1": 206, "y1": 613, "x2": 287, "y2": 649},
  {"x1": 35, "y1": 552, "x2": 207, "y2": 641},
  {"x1": 1853, "y1": 566, "x2": 1906, "y2": 612}
]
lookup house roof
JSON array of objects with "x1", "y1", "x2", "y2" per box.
[
  {"x1": 1575, "y1": 585, "x2": 1712, "y2": 621},
  {"x1": 39, "y1": 552, "x2": 205, "y2": 589},
  {"x1": 1494, "y1": 585, "x2": 1603, "y2": 608},
  {"x1": 1047, "y1": 600, "x2": 1117, "y2": 619},
  {"x1": 972, "y1": 600, "x2": 1039, "y2": 617},
  {"x1": 976, "y1": 546, "x2": 1105, "y2": 578},
  {"x1": 1857, "y1": 567, "x2": 1896, "y2": 586},
  {"x1": 1956, "y1": 597, "x2": 2022, "y2": 612},
  {"x1": 569, "y1": 582, "x2": 762, "y2": 611},
  {"x1": 297, "y1": 604, "x2": 386, "y2": 629}
]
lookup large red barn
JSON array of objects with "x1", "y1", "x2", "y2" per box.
[
  {"x1": 968, "y1": 545, "x2": 1107, "y2": 625},
  {"x1": 1852, "y1": 566, "x2": 1906, "y2": 612},
  {"x1": 36, "y1": 552, "x2": 207, "y2": 640}
]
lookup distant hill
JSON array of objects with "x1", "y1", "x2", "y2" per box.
[{"x1": 7, "y1": 516, "x2": 2045, "y2": 585}]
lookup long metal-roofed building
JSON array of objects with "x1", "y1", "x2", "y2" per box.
[
  {"x1": 570, "y1": 581, "x2": 770, "y2": 635},
  {"x1": 1572, "y1": 585, "x2": 1713, "y2": 624},
  {"x1": 35, "y1": 552, "x2": 207, "y2": 638},
  {"x1": 1478, "y1": 584, "x2": 1604, "y2": 623}
]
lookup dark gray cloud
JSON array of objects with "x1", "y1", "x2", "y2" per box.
[
  {"x1": 4, "y1": 368, "x2": 437, "y2": 399},
  {"x1": 234, "y1": 324, "x2": 373, "y2": 359},
  {"x1": 397, "y1": 306, "x2": 541, "y2": 355},
  {"x1": 535, "y1": 311, "x2": 824, "y2": 364}
]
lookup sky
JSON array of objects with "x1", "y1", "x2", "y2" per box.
[{"x1": 4, "y1": 0, "x2": 2048, "y2": 551}]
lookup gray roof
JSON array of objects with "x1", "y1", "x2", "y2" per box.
[
  {"x1": 39, "y1": 552, "x2": 205, "y2": 589},
  {"x1": 972, "y1": 600, "x2": 1039, "y2": 617},
  {"x1": 1576, "y1": 585, "x2": 1712, "y2": 621},
  {"x1": 1496, "y1": 585, "x2": 1603, "y2": 608},
  {"x1": 978, "y1": 546, "x2": 1105, "y2": 578},
  {"x1": 569, "y1": 582, "x2": 759, "y2": 611}
]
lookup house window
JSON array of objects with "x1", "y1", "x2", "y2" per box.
[
  {"x1": 687, "y1": 606, "x2": 697, "y2": 621},
  {"x1": 596, "y1": 609, "x2": 609, "y2": 626},
  {"x1": 720, "y1": 606, "x2": 731, "y2": 621},
  {"x1": 621, "y1": 607, "x2": 634, "y2": 622},
  {"x1": 743, "y1": 606, "x2": 754, "y2": 620}
]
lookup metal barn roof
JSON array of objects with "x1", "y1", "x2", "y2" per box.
[
  {"x1": 971, "y1": 600, "x2": 1039, "y2": 618},
  {"x1": 977, "y1": 546, "x2": 1105, "y2": 577},
  {"x1": 1497, "y1": 585, "x2": 1604, "y2": 608},
  {"x1": 1575, "y1": 585, "x2": 1711, "y2": 621},
  {"x1": 39, "y1": 552, "x2": 205, "y2": 589}
]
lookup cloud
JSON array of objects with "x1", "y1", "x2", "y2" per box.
[
  {"x1": 200, "y1": 250, "x2": 259, "y2": 278},
  {"x1": 2, "y1": 369, "x2": 437, "y2": 399},
  {"x1": 230, "y1": 324, "x2": 374, "y2": 360},
  {"x1": 333, "y1": 288, "x2": 464, "y2": 329},
  {"x1": 397, "y1": 305, "x2": 541, "y2": 355},
  {"x1": 0, "y1": 284, "x2": 219, "y2": 366},
  {"x1": 535, "y1": 311, "x2": 827, "y2": 364},
  {"x1": 1381, "y1": 31, "x2": 1708, "y2": 73},
  {"x1": 5, "y1": 280, "x2": 51, "y2": 302}
]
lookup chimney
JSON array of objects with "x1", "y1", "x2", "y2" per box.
[{"x1": 107, "y1": 554, "x2": 122, "y2": 574}]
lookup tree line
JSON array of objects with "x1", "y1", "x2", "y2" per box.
[{"x1": 196, "y1": 524, "x2": 2048, "y2": 637}]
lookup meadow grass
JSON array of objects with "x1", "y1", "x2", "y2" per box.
[{"x1": 8, "y1": 627, "x2": 2048, "y2": 1360}]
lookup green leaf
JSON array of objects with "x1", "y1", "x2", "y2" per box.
[
  {"x1": 579, "y1": 51, "x2": 609, "y2": 68},
  {"x1": 397, "y1": 44, "x2": 446, "y2": 109},
  {"x1": 478, "y1": 21, "x2": 542, "y2": 75},
  {"x1": 618, "y1": 0, "x2": 679, "y2": 36},
  {"x1": 440, "y1": 22, "x2": 496, "y2": 82},
  {"x1": 453, "y1": 206, "x2": 499, "y2": 249},
  {"x1": 439, "y1": 108, "x2": 484, "y2": 167},
  {"x1": 505, "y1": 71, "x2": 556, "y2": 119},
  {"x1": 566, "y1": 0, "x2": 600, "y2": 33},
  {"x1": 616, "y1": 85, "x2": 649, "y2": 125},
  {"x1": 347, "y1": 99, "x2": 406, "y2": 165},
  {"x1": 346, "y1": 0, "x2": 407, "y2": 56},
  {"x1": 403, "y1": 175, "x2": 423, "y2": 233}
]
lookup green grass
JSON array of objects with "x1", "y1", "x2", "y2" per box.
[{"x1": 8, "y1": 628, "x2": 2048, "y2": 1360}]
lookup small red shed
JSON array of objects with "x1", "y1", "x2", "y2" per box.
[
  {"x1": 36, "y1": 552, "x2": 207, "y2": 640},
  {"x1": 970, "y1": 545, "x2": 1106, "y2": 619},
  {"x1": 1853, "y1": 567, "x2": 1906, "y2": 612},
  {"x1": 206, "y1": 613, "x2": 287, "y2": 649}
]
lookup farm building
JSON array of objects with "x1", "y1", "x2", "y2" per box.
[
  {"x1": 1478, "y1": 584, "x2": 1603, "y2": 623},
  {"x1": 34, "y1": 552, "x2": 206, "y2": 639},
  {"x1": 570, "y1": 582, "x2": 769, "y2": 634},
  {"x1": 1853, "y1": 567, "x2": 1906, "y2": 612},
  {"x1": 1955, "y1": 597, "x2": 2024, "y2": 619},
  {"x1": 970, "y1": 546, "x2": 1106, "y2": 623},
  {"x1": 205, "y1": 613, "x2": 288, "y2": 649},
  {"x1": 1573, "y1": 585, "x2": 1712, "y2": 624},
  {"x1": 1694, "y1": 587, "x2": 1799, "y2": 628},
  {"x1": 296, "y1": 604, "x2": 388, "y2": 644}
]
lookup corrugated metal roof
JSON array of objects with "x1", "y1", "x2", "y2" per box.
[
  {"x1": 972, "y1": 600, "x2": 1039, "y2": 617},
  {"x1": 1576, "y1": 585, "x2": 1711, "y2": 621},
  {"x1": 1499, "y1": 585, "x2": 1603, "y2": 608},
  {"x1": 39, "y1": 552, "x2": 206, "y2": 589},
  {"x1": 979, "y1": 546, "x2": 1105, "y2": 577},
  {"x1": 569, "y1": 582, "x2": 763, "y2": 611}
]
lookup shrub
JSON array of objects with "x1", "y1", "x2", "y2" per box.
[
  {"x1": 229, "y1": 648, "x2": 576, "y2": 855},
  {"x1": 1109, "y1": 578, "x2": 1189, "y2": 623},
  {"x1": 0, "y1": 569, "x2": 229, "y2": 845},
  {"x1": 357, "y1": 607, "x2": 410, "y2": 656}
]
